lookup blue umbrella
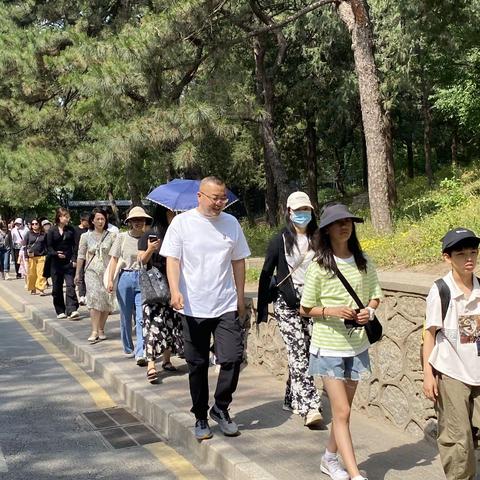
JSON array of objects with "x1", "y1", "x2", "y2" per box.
[{"x1": 146, "y1": 179, "x2": 238, "y2": 212}]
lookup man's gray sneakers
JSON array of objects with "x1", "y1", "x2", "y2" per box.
[
  {"x1": 209, "y1": 405, "x2": 240, "y2": 436},
  {"x1": 195, "y1": 419, "x2": 213, "y2": 440}
]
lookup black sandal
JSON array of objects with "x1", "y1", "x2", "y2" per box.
[
  {"x1": 147, "y1": 368, "x2": 158, "y2": 384},
  {"x1": 162, "y1": 361, "x2": 177, "y2": 372}
]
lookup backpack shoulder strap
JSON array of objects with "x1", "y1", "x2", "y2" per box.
[{"x1": 434, "y1": 278, "x2": 451, "y2": 322}]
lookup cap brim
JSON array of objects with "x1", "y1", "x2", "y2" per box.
[
  {"x1": 442, "y1": 235, "x2": 480, "y2": 252},
  {"x1": 319, "y1": 213, "x2": 364, "y2": 229}
]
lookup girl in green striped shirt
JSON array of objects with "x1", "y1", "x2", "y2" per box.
[{"x1": 301, "y1": 203, "x2": 382, "y2": 480}]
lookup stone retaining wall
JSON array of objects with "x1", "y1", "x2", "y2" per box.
[{"x1": 245, "y1": 272, "x2": 437, "y2": 439}]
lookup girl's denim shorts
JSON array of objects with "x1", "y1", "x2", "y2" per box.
[{"x1": 308, "y1": 349, "x2": 371, "y2": 381}]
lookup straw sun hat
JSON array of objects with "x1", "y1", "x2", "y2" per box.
[{"x1": 124, "y1": 206, "x2": 152, "y2": 224}]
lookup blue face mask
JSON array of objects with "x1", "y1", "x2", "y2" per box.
[{"x1": 290, "y1": 211, "x2": 312, "y2": 227}]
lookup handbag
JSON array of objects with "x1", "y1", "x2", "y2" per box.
[
  {"x1": 139, "y1": 264, "x2": 170, "y2": 305},
  {"x1": 335, "y1": 267, "x2": 383, "y2": 344}
]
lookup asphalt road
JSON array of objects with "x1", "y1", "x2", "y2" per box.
[{"x1": 0, "y1": 306, "x2": 220, "y2": 480}]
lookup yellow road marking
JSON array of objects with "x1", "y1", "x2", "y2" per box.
[
  {"x1": 0, "y1": 296, "x2": 207, "y2": 479},
  {"x1": 145, "y1": 443, "x2": 207, "y2": 480}
]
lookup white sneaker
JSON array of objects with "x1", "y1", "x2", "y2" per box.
[
  {"x1": 57, "y1": 313, "x2": 67, "y2": 319},
  {"x1": 304, "y1": 409, "x2": 324, "y2": 427},
  {"x1": 320, "y1": 454, "x2": 349, "y2": 480},
  {"x1": 282, "y1": 404, "x2": 300, "y2": 414},
  {"x1": 68, "y1": 311, "x2": 80, "y2": 319}
]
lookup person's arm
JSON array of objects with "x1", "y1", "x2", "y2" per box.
[
  {"x1": 300, "y1": 264, "x2": 358, "y2": 320},
  {"x1": 74, "y1": 234, "x2": 87, "y2": 284},
  {"x1": 232, "y1": 258, "x2": 246, "y2": 319},
  {"x1": 166, "y1": 257, "x2": 183, "y2": 310},
  {"x1": 46, "y1": 228, "x2": 58, "y2": 257},
  {"x1": 107, "y1": 256, "x2": 119, "y2": 293},
  {"x1": 257, "y1": 236, "x2": 279, "y2": 323},
  {"x1": 138, "y1": 238, "x2": 161, "y2": 264},
  {"x1": 423, "y1": 326, "x2": 438, "y2": 401},
  {"x1": 73, "y1": 228, "x2": 81, "y2": 262}
]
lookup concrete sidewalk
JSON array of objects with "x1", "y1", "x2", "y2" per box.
[{"x1": 0, "y1": 279, "x2": 446, "y2": 480}]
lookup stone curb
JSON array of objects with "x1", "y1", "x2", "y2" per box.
[{"x1": 0, "y1": 283, "x2": 277, "y2": 480}]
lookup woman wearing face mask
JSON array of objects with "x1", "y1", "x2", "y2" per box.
[{"x1": 257, "y1": 192, "x2": 323, "y2": 427}]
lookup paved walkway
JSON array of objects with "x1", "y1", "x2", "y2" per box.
[{"x1": 0, "y1": 278, "x2": 449, "y2": 480}]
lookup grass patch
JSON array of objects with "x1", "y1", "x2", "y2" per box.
[{"x1": 243, "y1": 164, "x2": 480, "y2": 270}]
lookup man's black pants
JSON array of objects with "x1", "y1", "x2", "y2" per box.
[{"x1": 181, "y1": 311, "x2": 244, "y2": 420}]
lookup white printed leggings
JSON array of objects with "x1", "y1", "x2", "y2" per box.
[{"x1": 274, "y1": 293, "x2": 322, "y2": 417}]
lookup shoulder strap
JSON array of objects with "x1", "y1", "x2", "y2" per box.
[
  {"x1": 335, "y1": 267, "x2": 365, "y2": 309},
  {"x1": 276, "y1": 234, "x2": 307, "y2": 287},
  {"x1": 434, "y1": 278, "x2": 450, "y2": 322}
]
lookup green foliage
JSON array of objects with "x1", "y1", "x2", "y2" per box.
[
  {"x1": 359, "y1": 167, "x2": 480, "y2": 267},
  {"x1": 246, "y1": 267, "x2": 261, "y2": 285},
  {"x1": 241, "y1": 221, "x2": 279, "y2": 258}
]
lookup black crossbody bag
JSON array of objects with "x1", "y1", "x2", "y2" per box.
[{"x1": 335, "y1": 268, "x2": 383, "y2": 344}]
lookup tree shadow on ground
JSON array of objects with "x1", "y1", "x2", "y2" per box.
[
  {"x1": 358, "y1": 437, "x2": 441, "y2": 479},
  {"x1": 235, "y1": 400, "x2": 300, "y2": 430}
]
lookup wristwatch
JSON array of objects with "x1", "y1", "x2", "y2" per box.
[{"x1": 366, "y1": 306, "x2": 376, "y2": 321}]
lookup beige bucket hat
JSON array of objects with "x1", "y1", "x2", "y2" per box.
[{"x1": 124, "y1": 206, "x2": 152, "y2": 224}]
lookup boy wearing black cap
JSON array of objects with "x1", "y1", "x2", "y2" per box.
[{"x1": 423, "y1": 228, "x2": 480, "y2": 480}]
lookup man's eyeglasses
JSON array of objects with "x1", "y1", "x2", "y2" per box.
[{"x1": 199, "y1": 191, "x2": 229, "y2": 205}]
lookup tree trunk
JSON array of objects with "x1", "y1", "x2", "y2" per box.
[
  {"x1": 305, "y1": 115, "x2": 320, "y2": 216},
  {"x1": 337, "y1": 0, "x2": 392, "y2": 233},
  {"x1": 421, "y1": 86, "x2": 433, "y2": 185},
  {"x1": 107, "y1": 186, "x2": 121, "y2": 226},
  {"x1": 406, "y1": 135, "x2": 414, "y2": 178},
  {"x1": 383, "y1": 110, "x2": 397, "y2": 206},
  {"x1": 263, "y1": 151, "x2": 278, "y2": 226},
  {"x1": 359, "y1": 120, "x2": 368, "y2": 188},
  {"x1": 253, "y1": 36, "x2": 290, "y2": 223},
  {"x1": 125, "y1": 160, "x2": 143, "y2": 207},
  {"x1": 451, "y1": 129, "x2": 458, "y2": 169}
]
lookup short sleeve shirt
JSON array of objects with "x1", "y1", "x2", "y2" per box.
[
  {"x1": 301, "y1": 256, "x2": 383, "y2": 357},
  {"x1": 109, "y1": 231, "x2": 143, "y2": 270},
  {"x1": 425, "y1": 272, "x2": 480, "y2": 385},
  {"x1": 160, "y1": 209, "x2": 251, "y2": 318}
]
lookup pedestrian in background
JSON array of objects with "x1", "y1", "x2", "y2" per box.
[
  {"x1": 107, "y1": 206, "x2": 151, "y2": 365},
  {"x1": 300, "y1": 203, "x2": 382, "y2": 480},
  {"x1": 11, "y1": 218, "x2": 28, "y2": 279},
  {"x1": 74, "y1": 212, "x2": 90, "y2": 305},
  {"x1": 24, "y1": 218, "x2": 47, "y2": 295},
  {"x1": 46, "y1": 207, "x2": 79, "y2": 319},
  {"x1": 75, "y1": 208, "x2": 116, "y2": 343},
  {"x1": 138, "y1": 205, "x2": 183, "y2": 384},
  {"x1": 257, "y1": 191, "x2": 323, "y2": 427},
  {"x1": 41, "y1": 219, "x2": 52, "y2": 288},
  {"x1": 0, "y1": 220, "x2": 10, "y2": 280}
]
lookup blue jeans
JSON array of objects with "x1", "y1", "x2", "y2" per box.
[
  {"x1": 116, "y1": 270, "x2": 144, "y2": 358},
  {"x1": 308, "y1": 349, "x2": 371, "y2": 381},
  {"x1": 0, "y1": 248, "x2": 10, "y2": 273}
]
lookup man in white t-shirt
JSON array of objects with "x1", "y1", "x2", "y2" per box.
[{"x1": 160, "y1": 176, "x2": 250, "y2": 440}]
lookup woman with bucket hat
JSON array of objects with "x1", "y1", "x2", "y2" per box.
[
  {"x1": 300, "y1": 203, "x2": 382, "y2": 480},
  {"x1": 257, "y1": 191, "x2": 323, "y2": 427},
  {"x1": 107, "y1": 206, "x2": 151, "y2": 365}
]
